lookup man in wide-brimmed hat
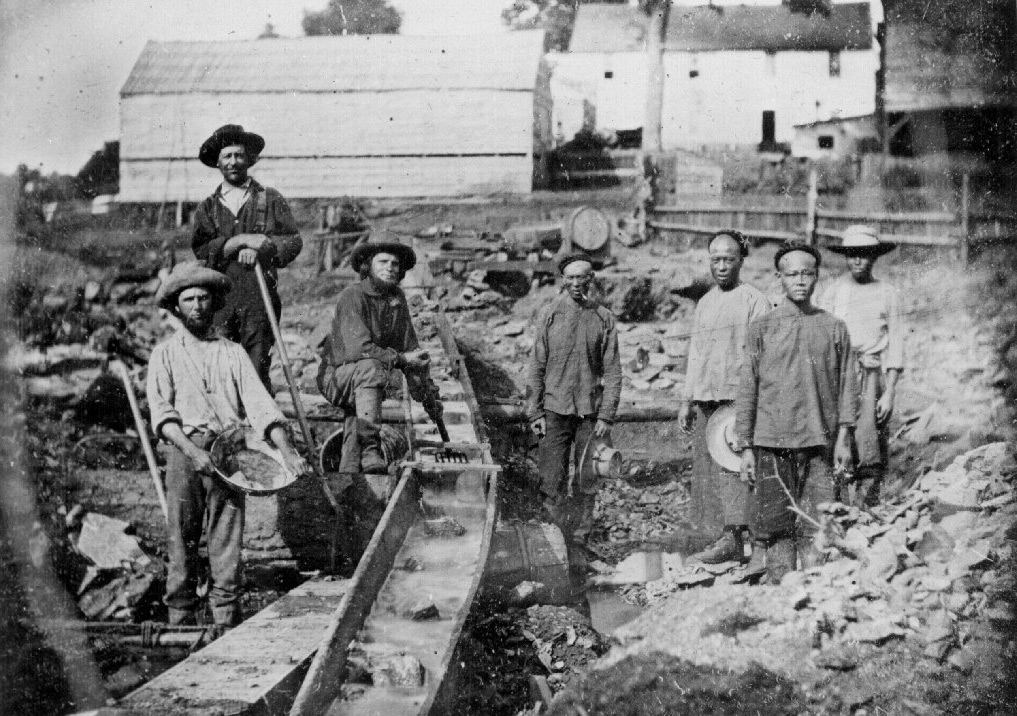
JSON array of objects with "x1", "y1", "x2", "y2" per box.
[
  {"x1": 736, "y1": 242, "x2": 858, "y2": 583},
  {"x1": 317, "y1": 241, "x2": 439, "y2": 477},
  {"x1": 818, "y1": 225, "x2": 903, "y2": 508},
  {"x1": 148, "y1": 262, "x2": 309, "y2": 628},
  {"x1": 526, "y1": 253, "x2": 622, "y2": 594},
  {"x1": 192, "y1": 124, "x2": 303, "y2": 390}
]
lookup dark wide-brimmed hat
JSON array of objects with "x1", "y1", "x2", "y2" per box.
[
  {"x1": 198, "y1": 124, "x2": 266, "y2": 168},
  {"x1": 350, "y1": 241, "x2": 417, "y2": 274},
  {"x1": 155, "y1": 261, "x2": 232, "y2": 309},
  {"x1": 828, "y1": 224, "x2": 897, "y2": 257},
  {"x1": 773, "y1": 241, "x2": 822, "y2": 270}
]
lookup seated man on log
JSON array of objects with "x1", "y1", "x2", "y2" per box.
[
  {"x1": 316, "y1": 241, "x2": 440, "y2": 475},
  {"x1": 736, "y1": 242, "x2": 858, "y2": 583},
  {"x1": 678, "y1": 230, "x2": 769, "y2": 567},
  {"x1": 147, "y1": 262, "x2": 310, "y2": 628},
  {"x1": 818, "y1": 225, "x2": 903, "y2": 508},
  {"x1": 526, "y1": 254, "x2": 622, "y2": 567}
]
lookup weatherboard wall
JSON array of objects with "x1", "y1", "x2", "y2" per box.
[{"x1": 118, "y1": 33, "x2": 545, "y2": 201}]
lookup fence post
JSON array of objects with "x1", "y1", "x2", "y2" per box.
[
  {"x1": 959, "y1": 172, "x2": 970, "y2": 264},
  {"x1": 805, "y1": 168, "x2": 818, "y2": 245}
]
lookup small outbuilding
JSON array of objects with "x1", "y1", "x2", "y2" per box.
[
  {"x1": 118, "y1": 32, "x2": 550, "y2": 202},
  {"x1": 791, "y1": 114, "x2": 878, "y2": 159}
]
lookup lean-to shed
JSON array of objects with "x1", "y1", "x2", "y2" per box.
[{"x1": 118, "y1": 32, "x2": 550, "y2": 202}]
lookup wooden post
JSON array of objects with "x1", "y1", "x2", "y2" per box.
[
  {"x1": 805, "y1": 168, "x2": 818, "y2": 245},
  {"x1": 643, "y1": 1, "x2": 670, "y2": 154},
  {"x1": 174, "y1": 200, "x2": 184, "y2": 228},
  {"x1": 960, "y1": 172, "x2": 970, "y2": 264}
]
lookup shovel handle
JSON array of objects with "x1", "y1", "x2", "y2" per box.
[
  {"x1": 111, "y1": 360, "x2": 169, "y2": 522},
  {"x1": 252, "y1": 263, "x2": 339, "y2": 513}
]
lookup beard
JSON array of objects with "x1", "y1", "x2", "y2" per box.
[{"x1": 182, "y1": 312, "x2": 213, "y2": 337}]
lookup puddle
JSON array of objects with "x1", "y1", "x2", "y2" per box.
[{"x1": 588, "y1": 587, "x2": 645, "y2": 634}]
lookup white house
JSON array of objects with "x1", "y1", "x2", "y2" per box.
[
  {"x1": 118, "y1": 32, "x2": 550, "y2": 202},
  {"x1": 552, "y1": 2, "x2": 877, "y2": 150}
]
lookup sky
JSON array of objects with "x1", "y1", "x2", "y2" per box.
[
  {"x1": 0, "y1": 0, "x2": 509, "y2": 174},
  {"x1": 0, "y1": 0, "x2": 879, "y2": 176}
]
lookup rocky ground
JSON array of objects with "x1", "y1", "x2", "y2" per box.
[{"x1": 1, "y1": 200, "x2": 1014, "y2": 715}]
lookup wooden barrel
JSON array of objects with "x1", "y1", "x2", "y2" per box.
[{"x1": 563, "y1": 206, "x2": 611, "y2": 252}]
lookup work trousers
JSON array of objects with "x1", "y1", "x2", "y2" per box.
[
  {"x1": 752, "y1": 446, "x2": 834, "y2": 545},
  {"x1": 318, "y1": 358, "x2": 392, "y2": 474},
  {"x1": 215, "y1": 302, "x2": 279, "y2": 391},
  {"x1": 164, "y1": 435, "x2": 245, "y2": 626},
  {"x1": 849, "y1": 365, "x2": 889, "y2": 507},
  {"x1": 167, "y1": 433, "x2": 247, "y2": 622},
  {"x1": 537, "y1": 411, "x2": 597, "y2": 542},
  {"x1": 689, "y1": 401, "x2": 751, "y2": 534}
]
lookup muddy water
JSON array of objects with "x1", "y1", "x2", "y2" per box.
[{"x1": 330, "y1": 486, "x2": 490, "y2": 715}]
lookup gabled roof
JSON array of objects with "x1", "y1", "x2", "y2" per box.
[
  {"x1": 569, "y1": 3, "x2": 872, "y2": 54},
  {"x1": 667, "y1": 3, "x2": 872, "y2": 52},
  {"x1": 569, "y1": 5, "x2": 648, "y2": 53},
  {"x1": 121, "y1": 31, "x2": 545, "y2": 96}
]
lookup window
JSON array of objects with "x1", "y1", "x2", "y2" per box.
[
  {"x1": 604, "y1": 71, "x2": 613, "y2": 79},
  {"x1": 829, "y1": 51, "x2": 841, "y2": 77},
  {"x1": 689, "y1": 69, "x2": 699, "y2": 78},
  {"x1": 761, "y1": 111, "x2": 776, "y2": 145},
  {"x1": 818, "y1": 135, "x2": 835, "y2": 149}
]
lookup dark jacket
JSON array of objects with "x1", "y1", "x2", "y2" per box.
[
  {"x1": 192, "y1": 179, "x2": 302, "y2": 323},
  {"x1": 319, "y1": 278, "x2": 419, "y2": 373}
]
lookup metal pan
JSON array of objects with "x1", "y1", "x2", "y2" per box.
[{"x1": 210, "y1": 426, "x2": 298, "y2": 495}]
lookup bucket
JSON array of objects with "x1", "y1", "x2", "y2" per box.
[
  {"x1": 590, "y1": 442, "x2": 622, "y2": 479},
  {"x1": 319, "y1": 424, "x2": 410, "y2": 474}
]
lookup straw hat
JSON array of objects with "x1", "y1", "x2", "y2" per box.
[
  {"x1": 155, "y1": 261, "x2": 232, "y2": 309},
  {"x1": 828, "y1": 224, "x2": 897, "y2": 257},
  {"x1": 706, "y1": 404, "x2": 742, "y2": 472},
  {"x1": 350, "y1": 241, "x2": 417, "y2": 273}
]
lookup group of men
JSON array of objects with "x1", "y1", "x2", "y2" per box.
[
  {"x1": 147, "y1": 125, "x2": 436, "y2": 628},
  {"x1": 145, "y1": 123, "x2": 903, "y2": 628},
  {"x1": 677, "y1": 225, "x2": 903, "y2": 582}
]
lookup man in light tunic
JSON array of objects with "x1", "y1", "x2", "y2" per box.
[
  {"x1": 678, "y1": 230, "x2": 769, "y2": 565},
  {"x1": 818, "y1": 224, "x2": 903, "y2": 507},
  {"x1": 147, "y1": 262, "x2": 309, "y2": 628}
]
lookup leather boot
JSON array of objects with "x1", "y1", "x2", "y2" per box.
[
  {"x1": 734, "y1": 540, "x2": 767, "y2": 583},
  {"x1": 765, "y1": 538, "x2": 797, "y2": 585},
  {"x1": 694, "y1": 525, "x2": 744, "y2": 564},
  {"x1": 355, "y1": 388, "x2": 387, "y2": 474}
]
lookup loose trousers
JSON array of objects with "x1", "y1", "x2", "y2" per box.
[
  {"x1": 164, "y1": 435, "x2": 245, "y2": 626},
  {"x1": 752, "y1": 446, "x2": 834, "y2": 544},
  {"x1": 690, "y1": 401, "x2": 752, "y2": 534}
]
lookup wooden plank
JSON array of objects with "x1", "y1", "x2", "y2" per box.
[
  {"x1": 112, "y1": 577, "x2": 350, "y2": 715},
  {"x1": 288, "y1": 469, "x2": 422, "y2": 716},
  {"x1": 649, "y1": 221, "x2": 800, "y2": 243},
  {"x1": 815, "y1": 229, "x2": 957, "y2": 247}
]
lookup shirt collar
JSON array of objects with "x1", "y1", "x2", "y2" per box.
[{"x1": 219, "y1": 177, "x2": 252, "y2": 196}]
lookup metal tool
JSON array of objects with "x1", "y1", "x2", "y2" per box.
[
  {"x1": 111, "y1": 360, "x2": 169, "y2": 522},
  {"x1": 421, "y1": 397, "x2": 468, "y2": 463}
]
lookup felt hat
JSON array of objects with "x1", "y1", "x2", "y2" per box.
[
  {"x1": 198, "y1": 124, "x2": 266, "y2": 168},
  {"x1": 557, "y1": 252, "x2": 595, "y2": 274},
  {"x1": 705, "y1": 403, "x2": 742, "y2": 472},
  {"x1": 155, "y1": 261, "x2": 232, "y2": 309},
  {"x1": 350, "y1": 241, "x2": 417, "y2": 273},
  {"x1": 828, "y1": 224, "x2": 897, "y2": 257},
  {"x1": 773, "y1": 240, "x2": 822, "y2": 270}
]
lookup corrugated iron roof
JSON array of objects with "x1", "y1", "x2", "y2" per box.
[
  {"x1": 667, "y1": 3, "x2": 872, "y2": 52},
  {"x1": 569, "y1": 3, "x2": 871, "y2": 54},
  {"x1": 121, "y1": 31, "x2": 545, "y2": 96}
]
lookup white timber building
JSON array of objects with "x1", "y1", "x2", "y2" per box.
[{"x1": 118, "y1": 32, "x2": 551, "y2": 202}]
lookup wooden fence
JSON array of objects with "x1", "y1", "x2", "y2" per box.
[{"x1": 649, "y1": 173, "x2": 1017, "y2": 260}]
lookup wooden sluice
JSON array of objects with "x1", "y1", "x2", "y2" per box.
[{"x1": 91, "y1": 311, "x2": 500, "y2": 716}]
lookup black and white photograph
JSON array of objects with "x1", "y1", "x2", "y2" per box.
[{"x1": 1, "y1": 0, "x2": 1015, "y2": 714}]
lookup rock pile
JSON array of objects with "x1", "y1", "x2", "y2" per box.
[{"x1": 573, "y1": 441, "x2": 1017, "y2": 714}]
